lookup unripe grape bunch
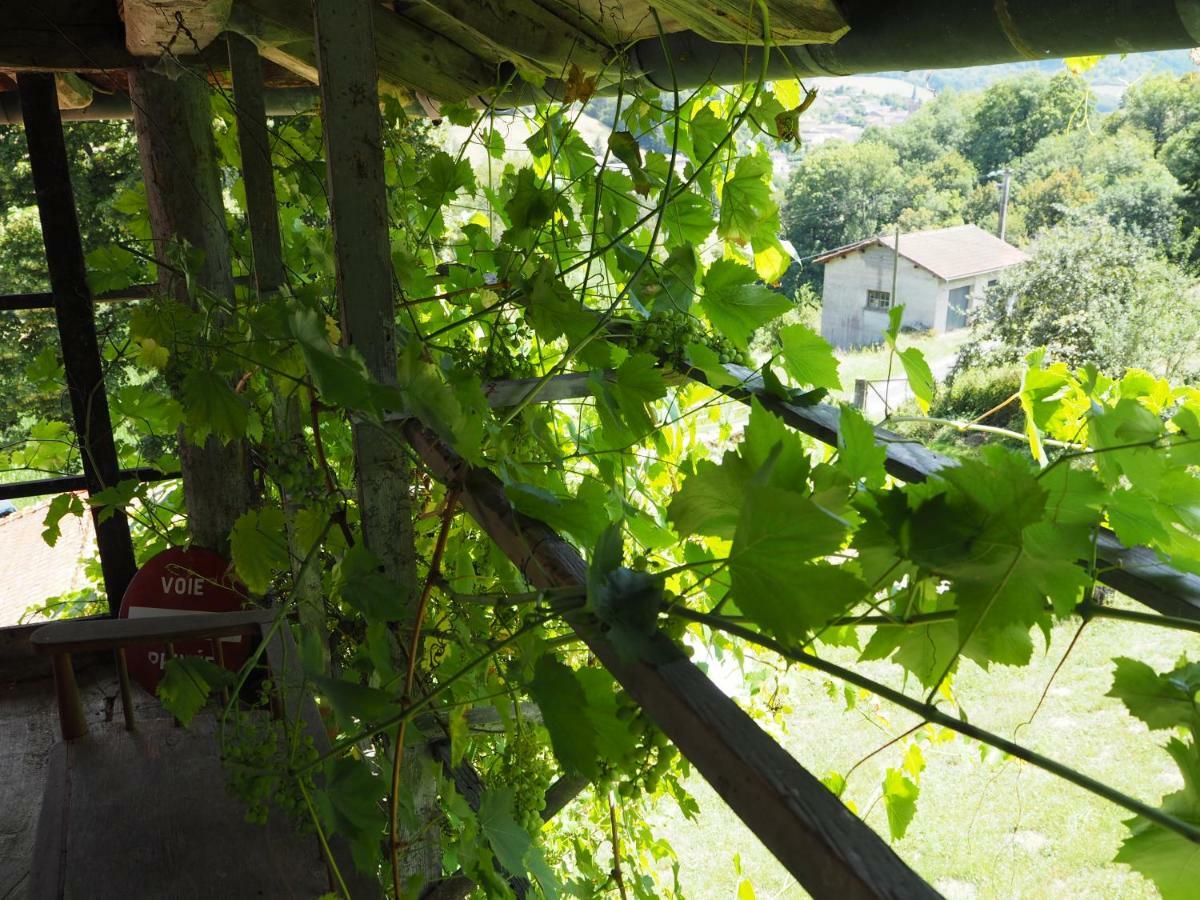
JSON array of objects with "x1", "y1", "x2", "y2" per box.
[{"x1": 627, "y1": 309, "x2": 750, "y2": 369}]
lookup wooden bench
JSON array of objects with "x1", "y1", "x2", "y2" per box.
[{"x1": 28, "y1": 609, "x2": 377, "y2": 899}]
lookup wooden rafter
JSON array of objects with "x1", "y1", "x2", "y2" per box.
[{"x1": 399, "y1": 417, "x2": 942, "y2": 899}]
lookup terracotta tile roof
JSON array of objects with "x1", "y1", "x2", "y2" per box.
[
  {"x1": 812, "y1": 224, "x2": 1028, "y2": 281},
  {"x1": 0, "y1": 495, "x2": 95, "y2": 627}
]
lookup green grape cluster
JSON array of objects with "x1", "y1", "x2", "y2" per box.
[
  {"x1": 502, "y1": 725, "x2": 552, "y2": 834},
  {"x1": 223, "y1": 703, "x2": 316, "y2": 827},
  {"x1": 612, "y1": 688, "x2": 679, "y2": 799},
  {"x1": 627, "y1": 309, "x2": 750, "y2": 368},
  {"x1": 447, "y1": 322, "x2": 538, "y2": 381}
]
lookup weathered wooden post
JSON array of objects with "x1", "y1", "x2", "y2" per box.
[
  {"x1": 128, "y1": 67, "x2": 256, "y2": 551},
  {"x1": 226, "y1": 33, "x2": 325, "y2": 653},
  {"x1": 309, "y1": 0, "x2": 438, "y2": 883},
  {"x1": 17, "y1": 72, "x2": 139, "y2": 613}
]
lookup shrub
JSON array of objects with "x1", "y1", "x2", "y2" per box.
[{"x1": 933, "y1": 365, "x2": 1025, "y2": 430}]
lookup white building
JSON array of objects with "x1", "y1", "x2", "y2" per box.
[{"x1": 814, "y1": 224, "x2": 1027, "y2": 349}]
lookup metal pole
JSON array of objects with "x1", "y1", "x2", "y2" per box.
[{"x1": 17, "y1": 73, "x2": 138, "y2": 615}]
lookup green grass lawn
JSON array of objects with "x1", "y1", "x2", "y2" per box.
[
  {"x1": 833, "y1": 329, "x2": 972, "y2": 402},
  {"x1": 646, "y1": 596, "x2": 1197, "y2": 898}
]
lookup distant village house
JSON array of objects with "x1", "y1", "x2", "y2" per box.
[{"x1": 815, "y1": 224, "x2": 1027, "y2": 349}]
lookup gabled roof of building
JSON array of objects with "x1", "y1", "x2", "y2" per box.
[{"x1": 812, "y1": 224, "x2": 1029, "y2": 282}]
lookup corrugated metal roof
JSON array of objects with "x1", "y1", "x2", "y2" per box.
[{"x1": 813, "y1": 225, "x2": 1028, "y2": 282}]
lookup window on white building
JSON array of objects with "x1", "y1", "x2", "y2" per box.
[{"x1": 865, "y1": 289, "x2": 891, "y2": 310}]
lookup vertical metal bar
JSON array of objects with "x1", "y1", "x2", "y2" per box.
[
  {"x1": 51, "y1": 652, "x2": 89, "y2": 740},
  {"x1": 16, "y1": 73, "x2": 138, "y2": 615},
  {"x1": 115, "y1": 647, "x2": 136, "y2": 730}
]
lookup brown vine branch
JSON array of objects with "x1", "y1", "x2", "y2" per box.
[{"x1": 389, "y1": 488, "x2": 460, "y2": 898}]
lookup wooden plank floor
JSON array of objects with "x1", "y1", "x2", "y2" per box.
[{"x1": 0, "y1": 664, "x2": 144, "y2": 900}]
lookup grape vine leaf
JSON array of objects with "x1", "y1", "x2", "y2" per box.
[
  {"x1": 527, "y1": 654, "x2": 599, "y2": 779},
  {"x1": 311, "y1": 674, "x2": 400, "y2": 725},
  {"x1": 668, "y1": 454, "x2": 749, "y2": 539},
  {"x1": 1108, "y1": 657, "x2": 1200, "y2": 731},
  {"x1": 157, "y1": 656, "x2": 233, "y2": 727},
  {"x1": 229, "y1": 506, "x2": 288, "y2": 595},
  {"x1": 478, "y1": 787, "x2": 533, "y2": 876},
  {"x1": 313, "y1": 758, "x2": 387, "y2": 873},
  {"x1": 1113, "y1": 732, "x2": 1200, "y2": 899},
  {"x1": 290, "y1": 307, "x2": 394, "y2": 417},
  {"x1": 505, "y1": 167, "x2": 557, "y2": 231},
  {"x1": 779, "y1": 323, "x2": 841, "y2": 391},
  {"x1": 700, "y1": 260, "x2": 791, "y2": 349},
  {"x1": 180, "y1": 370, "x2": 248, "y2": 444},
  {"x1": 663, "y1": 189, "x2": 716, "y2": 246},
  {"x1": 42, "y1": 492, "x2": 85, "y2": 547},
  {"x1": 882, "y1": 767, "x2": 919, "y2": 840},
  {"x1": 882, "y1": 305, "x2": 935, "y2": 412},
  {"x1": 332, "y1": 545, "x2": 405, "y2": 621},
  {"x1": 586, "y1": 523, "x2": 663, "y2": 659},
  {"x1": 415, "y1": 150, "x2": 476, "y2": 208},
  {"x1": 730, "y1": 482, "x2": 862, "y2": 639},
  {"x1": 897, "y1": 348, "x2": 934, "y2": 413},
  {"x1": 506, "y1": 481, "x2": 612, "y2": 551},
  {"x1": 717, "y1": 151, "x2": 779, "y2": 247},
  {"x1": 837, "y1": 405, "x2": 887, "y2": 488}
]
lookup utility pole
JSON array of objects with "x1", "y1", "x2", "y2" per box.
[{"x1": 997, "y1": 167, "x2": 1012, "y2": 241}]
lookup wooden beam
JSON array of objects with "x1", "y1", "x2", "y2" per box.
[
  {"x1": 0, "y1": 468, "x2": 175, "y2": 503},
  {"x1": 228, "y1": 0, "x2": 496, "y2": 101},
  {"x1": 401, "y1": 0, "x2": 609, "y2": 73},
  {"x1": 649, "y1": 0, "x2": 848, "y2": 44},
  {"x1": 128, "y1": 67, "x2": 257, "y2": 552},
  {"x1": 2, "y1": 0, "x2": 135, "y2": 72},
  {"x1": 120, "y1": 0, "x2": 232, "y2": 57},
  {"x1": 31, "y1": 608, "x2": 276, "y2": 654},
  {"x1": 17, "y1": 73, "x2": 139, "y2": 614},
  {"x1": 310, "y1": 0, "x2": 439, "y2": 882},
  {"x1": 226, "y1": 32, "x2": 327, "y2": 657},
  {"x1": 400, "y1": 418, "x2": 940, "y2": 900},
  {"x1": 692, "y1": 364, "x2": 1200, "y2": 622}
]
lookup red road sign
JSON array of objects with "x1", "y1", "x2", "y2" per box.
[{"x1": 118, "y1": 547, "x2": 253, "y2": 693}]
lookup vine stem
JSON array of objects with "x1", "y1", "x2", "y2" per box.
[
  {"x1": 609, "y1": 792, "x2": 629, "y2": 900},
  {"x1": 389, "y1": 489, "x2": 460, "y2": 899},
  {"x1": 668, "y1": 606, "x2": 1200, "y2": 846},
  {"x1": 291, "y1": 615, "x2": 551, "y2": 777},
  {"x1": 819, "y1": 602, "x2": 1200, "y2": 635},
  {"x1": 882, "y1": 415, "x2": 1082, "y2": 449}
]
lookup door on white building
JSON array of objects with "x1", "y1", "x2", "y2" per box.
[{"x1": 946, "y1": 285, "x2": 970, "y2": 330}]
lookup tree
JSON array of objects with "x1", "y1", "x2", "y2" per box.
[
  {"x1": 1013, "y1": 127, "x2": 1183, "y2": 248},
  {"x1": 863, "y1": 90, "x2": 979, "y2": 166},
  {"x1": 962, "y1": 72, "x2": 1093, "y2": 173},
  {"x1": 1107, "y1": 72, "x2": 1200, "y2": 151},
  {"x1": 1162, "y1": 121, "x2": 1200, "y2": 257},
  {"x1": 967, "y1": 220, "x2": 1199, "y2": 376},
  {"x1": 781, "y1": 140, "x2": 905, "y2": 286}
]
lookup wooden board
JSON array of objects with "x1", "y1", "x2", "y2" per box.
[{"x1": 30, "y1": 717, "x2": 331, "y2": 900}]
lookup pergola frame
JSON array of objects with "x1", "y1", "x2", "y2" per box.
[{"x1": 5, "y1": 2, "x2": 1200, "y2": 897}]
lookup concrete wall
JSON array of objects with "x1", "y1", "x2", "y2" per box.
[
  {"x1": 819, "y1": 245, "x2": 940, "y2": 349},
  {"x1": 933, "y1": 274, "x2": 1000, "y2": 332},
  {"x1": 819, "y1": 245, "x2": 1007, "y2": 347}
]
